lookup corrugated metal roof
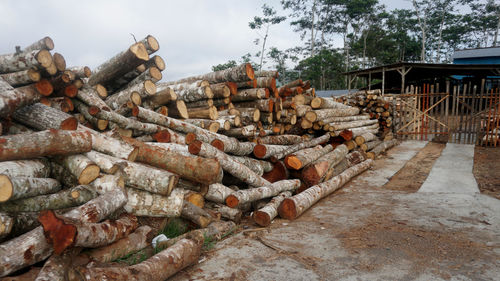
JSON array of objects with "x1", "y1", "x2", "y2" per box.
[
  {"x1": 316, "y1": 89, "x2": 357, "y2": 97},
  {"x1": 452, "y1": 47, "x2": 500, "y2": 59}
]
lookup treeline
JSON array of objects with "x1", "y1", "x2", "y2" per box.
[{"x1": 213, "y1": 0, "x2": 499, "y2": 90}]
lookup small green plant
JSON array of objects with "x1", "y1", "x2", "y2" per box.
[
  {"x1": 159, "y1": 218, "x2": 188, "y2": 239},
  {"x1": 203, "y1": 233, "x2": 216, "y2": 251}
]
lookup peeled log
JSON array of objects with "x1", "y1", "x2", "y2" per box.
[
  {"x1": 366, "y1": 139, "x2": 398, "y2": 159},
  {"x1": 85, "y1": 225, "x2": 152, "y2": 263},
  {"x1": 226, "y1": 179, "x2": 300, "y2": 208},
  {"x1": 0, "y1": 159, "x2": 50, "y2": 178},
  {"x1": 189, "y1": 140, "x2": 270, "y2": 187},
  {"x1": 253, "y1": 191, "x2": 292, "y2": 227},
  {"x1": 300, "y1": 144, "x2": 348, "y2": 187},
  {"x1": 0, "y1": 177, "x2": 60, "y2": 202},
  {"x1": 285, "y1": 144, "x2": 334, "y2": 170},
  {"x1": 40, "y1": 211, "x2": 137, "y2": 254},
  {"x1": 88, "y1": 42, "x2": 149, "y2": 86},
  {"x1": 279, "y1": 159, "x2": 373, "y2": 220},
  {"x1": 124, "y1": 187, "x2": 184, "y2": 217},
  {"x1": 167, "y1": 63, "x2": 254, "y2": 85},
  {"x1": 69, "y1": 238, "x2": 202, "y2": 281}
]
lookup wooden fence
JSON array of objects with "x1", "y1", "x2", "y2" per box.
[{"x1": 392, "y1": 80, "x2": 500, "y2": 146}]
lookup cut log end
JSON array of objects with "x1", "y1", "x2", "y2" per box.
[
  {"x1": 263, "y1": 161, "x2": 288, "y2": 183},
  {"x1": 95, "y1": 84, "x2": 107, "y2": 98},
  {"x1": 131, "y1": 92, "x2": 142, "y2": 105},
  {"x1": 284, "y1": 155, "x2": 302, "y2": 170},
  {"x1": 64, "y1": 84, "x2": 78, "y2": 97},
  {"x1": 38, "y1": 210, "x2": 77, "y2": 255},
  {"x1": 28, "y1": 68, "x2": 41, "y2": 82},
  {"x1": 128, "y1": 147, "x2": 139, "y2": 162},
  {"x1": 245, "y1": 63, "x2": 255, "y2": 80},
  {"x1": 79, "y1": 165, "x2": 100, "y2": 185},
  {"x1": 252, "y1": 211, "x2": 271, "y2": 227},
  {"x1": 188, "y1": 140, "x2": 203, "y2": 155},
  {"x1": 210, "y1": 139, "x2": 225, "y2": 151},
  {"x1": 253, "y1": 144, "x2": 267, "y2": 159},
  {"x1": 144, "y1": 80, "x2": 157, "y2": 95},
  {"x1": 42, "y1": 36, "x2": 55, "y2": 50},
  {"x1": 153, "y1": 130, "x2": 171, "y2": 143},
  {"x1": 278, "y1": 198, "x2": 297, "y2": 220},
  {"x1": 146, "y1": 35, "x2": 160, "y2": 52},
  {"x1": 60, "y1": 117, "x2": 78, "y2": 130},
  {"x1": 36, "y1": 49, "x2": 53, "y2": 68},
  {"x1": 35, "y1": 79, "x2": 54, "y2": 96},
  {"x1": 130, "y1": 42, "x2": 149, "y2": 61},
  {"x1": 225, "y1": 195, "x2": 239, "y2": 208},
  {"x1": 185, "y1": 132, "x2": 197, "y2": 145},
  {"x1": 0, "y1": 175, "x2": 13, "y2": 202},
  {"x1": 149, "y1": 66, "x2": 162, "y2": 81},
  {"x1": 53, "y1": 53, "x2": 66, "y2": 72}
]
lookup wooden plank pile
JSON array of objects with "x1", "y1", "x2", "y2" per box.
[{"x1": 0, "y1": 36, "x2": 398, "y2": 280}]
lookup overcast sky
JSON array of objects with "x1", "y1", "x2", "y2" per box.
[{"x1": 0, "y1": 0, "x2": 413, "y2": 81}]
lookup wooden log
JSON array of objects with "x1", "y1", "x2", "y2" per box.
[
  {"x1": 142, "y1": 87, "x2": 177, "y2": 109},
  {"x1": 67, "y1": 66, "x2": 92, "y2": 79},
  {"x1": 205, "y1": 183, "x2": 235, "y2": 204},
  {"x1": 0, "y1": 79, "x2": 54, "y2": 118},
  {"x1": 232, "y1": 88, "x2": 267, "y2": 102},
  {"x1": 204, "y1": 202, "x2": 242, "y2": 223},
  {"x1": 0, "y1": 188, "x2": 127, "y2": 277},
  {"x1": 313, "y1": 107, "x2": 360, "y2": 120},
  {"x1": 186, "y1": 105, "x2": 218, "y2": 120},
  {"x1": 232, "y1": 155, "x2": 273, "y2": 173},
  {"x1": 0, "y1": 185, "x2": 97, "y2": 212},
  {"x1": 0, "y1": 49, "x2": 52, "y2": 73},
  {"x1": 0, "y1": 213, "x2": 13, "y2": 240},
  {"x1": 210, "y1": 83, "x2": 231, "y2": 98},
  {"x1": 255, "y1": 77, "x2": 276, "y2": 90},
  {"x1": 226, "y1": 179, "x2": 300, "y2": 208},
  {"x1": 84, "y1": 150, "x2": 120, "y2": 174},
  {"x1": 40, "y1": 211, "x2": 137, "y2": 254},
  {"x1": 0, "y1": 129, "x2": 91, "y2": 161},
  {"x1": 183, "y1": 118, "x2": 218, "y2": 132},
  {"x1": 324, "y1": 151, "x2": 366, "y2": 181},
  {"x1": 69, "y1": 238, "x2": 202, "y2": 281},
  {"x1": 0, "y1": 212, "x2": 40, "y2": 242},
  {"x1": 0, "y1": 159, "x2": 50, "y2": 178},
  {"x1": 272, "y1": 133, "x2": 330, "y2": 160},
  {"x1": 164, "y1": 80, "x2": 213, "y2": 102},
  {"x1": 223, "y1": 124, "x2": 256, "y2": 138},
  {"x1": 0, "y1": 68, "x2": 40, "y2": 87},
  {"x1": 0, "y1": 177, "x2": 60, "y2": 203},
  {"x1": 89, "y1": 174, "x2": 124, "y2": 194},
  {"x1": 366, "y1": 139, "x2": 398, "y2": 159},
  {"x1": 319, "y1": 114, "x2": 370, "y2": 124},
  {"x1": 12, "y1": 103, "x2": 77, "y2": 130},
  {"x1": 354, "y1": 132, "x2": 376, "y2": 146},
  {"x1": 333, "y1": 124, "x2": 379, "y2": 137},
  {"x1": 253, "y1": 144, "x2": 288, "y2": 159},
  {"x1": 164, "y1": 99, "x2": 188, "y2": 119},
  {"x1": 218, "y1": 115, "x2": 241, "y2": 128},
  {"x1": 235, "y1": 79, "x2": 256, "y2": 89},
  {"x1": 79, "y1": 127, "x2": 138, "y2": 161},
  {"x1": 329, "y1": 119, "x2": 379, "y2": 131},
  {"x1": 279, "y1": 159, "x2": 373, "y2": 220},
  {"x1": 363, "y1": 140, "x2": 382, "y2": 152},
  {"x1": 181, "y1": 201, "x2": 213, "y2": 228},
  {"x1": 34, "y1": 248, "x2": 80, "y2": 281},
  {"x1": 22, "y1": 36, "x2": 54, "y2": 52},
  {"x1": 300, "y1": 144, "x2": 348, "y2": 187},
  {"x1": 85, "y1": 225, "x2": 152, "y2": 263},
  {"x1": 234, "y1": 99, "x2": 274, "y2": 112},
  {"x1": 88, "y1": 42, "x2": 149, "y2": 86},
  {"x1": 122, "y1": 136, "x2": 221, "y2": 184},
  {"x1": 58, "y1": 154, "x2": 100, "y2": 185},
  {"x1": 238, "y1": 108, "x2": 260, "y2": 125},
  {"x1": 168, "y1": 63, "x2": 254, "y2": 85},
  {"x1": 189, "y1": 140, "x2": 270, "y2": 187},
  {"x1": 285, "y1": 144, "x2": 334, "y2": 170},
  {"x1": 257, "y1": 134, "x2": 306, "y2": 145},
  {"x1": 105, "y1": 80, "x2": 155, "y2": 110},
  {"x1": 184, "y1": 98, "x2": 213, "y2": 108},
  {"x1": 253, "y1": 191, "x2": 292, "y2": 227},
  {"x1": 124, "y1": 187, "x2": 183, "y2": 217}
]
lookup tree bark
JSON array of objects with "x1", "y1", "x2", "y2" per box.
[
  {"x1": 124, "y1": 187, "x2": 184, "y2": 217},
  {"x1": 105, "y1": 80, "x2": 155, "y2": 110},
  {"x1": 181, "y1": 201, "x2": 213, "y2": 228},
  {"x1": 366, "y1": 139, "x2": 398, "y2": 159},
  {"x1": 163, "y1": 80, "x2": 214, "y2": 102},
  {"x1": 233, "y1": 88, "x2": 268, "y2": 103},
  {"x1": 22, "y1": 36, "x2": 54, "y2": 52},
  {"x1": 141, "y1": 87, "x2": 177, "y2": 109},
  {"x1": 232, "y1": 155, "x2": 273, "y2": 174},
  {"x1": 285, "y1": 144, "x2": 333, "y2": 170},
  {"x1": 257, "y1": 134, "x2": 307, "y2": 145},
  {"x1": 329, "y1": 119, "x2": 378, "y2": 131},
  {"x1": 223, "y1": 124, "x2": 257, "y2": 138},
  {"x1": 189, "y1": 140, "x2": 271, "y2": 187},
  {"x1": 324, "y1": 150, "x2": 366, "y2": 182},
  {"x1": 85, "y1": 225, "x2": 152, "y2": 263},
  {"x1": 320, "y1": 114, "x2": 370, "y2": 124},
  {"x1": 12, "y1": 103, "x2": 78, "y2": 131},
  {"x1": 204, "y1": 202, "x2": 242, "y2": 223},
  {"x1": 234, "y1": 99, "x2": 274, "y2": 112},
  {"x1": 253, "y1": 144, "x2": 288, "y2": 159},
  {"x1": 118, "y1": 159, "x2": 179, "y2": 196},
  {"x1": 122, "y1": 136, "x2": 221, "y2": 184},
  {"x1": 185, "y1": 98, "x2": 214, "y2": 108},
  {"x1": 334, "y1": 124, "x2": 379, "y2": 137},
  {"x1": 210, "y1": 83, "x2": 231, "y2": 99},
  {"x1": 88, "y1": 42, "x2": 149, "y2": 86},
  {"x1": 0, "y1": 188, "x2": 127, "y2": 277},
  {"x1": 354, "y1": 132, "x2": 376, "y2": 146},
  {"x1": 58, "y1": 154, "x2": 100, "y2": 185},
  {"x1": 34, "y1": 247, "x2": 80, "y2": 281},
  {"x1": 167, "y1": 63, "x2": 254, "y2": 85},
  {"x1": 253, "y1": 191, "x2": 292, "y2": 227},
  {"x1": 279, "y1": 159, "x2": 373, "y2": 220},
  {"x1": 0, "y1": 213, "x2": 14, "y2": 240},
  {"x1": 0, "y1": 129, "x2": 91, "y2": 161},
  {"x1": 83, "y1": 150, "x2": 119, "y2": 174},
  {"x1": 226, "y1": 179, "x2": 299, "y2": 208},
  {"x1": 0, "y1": 68, "x2": 40, "y2": 87},
  {"x1": 0, "y1": 159, "x2": 50, "y2": 178},
  {"x1": 69, "y1": 238, "x2": 202, "y2": 281},
  {"x1": 205, "y1": 183, "x2": 235, "y2": 204},
  {"x1": 238, "y1": 108, "x2": 260, "y2": 125},
  {"x1": 0, "y1": 176, "x2": 60, "y2": 203},
  {"x1": 272, "y1": 133, "x2": 330, "y2": 161},
  {"x1": 0, "y1": 50, "x2": 52, "y2": 74},
  {"x1": 362, "y1": 140, "x2": 381, "y2": 152},
  {"x1": 0, "y1": 79, "x2": 54, "y2": 118},
  {"x1": 89, "y1": 174, "x2": 124, "y2": 194},
  {"x1": 0, "y1": 185, "x2": 97, "y2": 212}
]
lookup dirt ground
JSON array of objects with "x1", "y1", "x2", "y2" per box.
[{"x1": 473, "y1": 146, "x2": 500, "y2": 200}]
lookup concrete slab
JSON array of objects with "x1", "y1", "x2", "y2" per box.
[
  {"x1": 170, "y1": 141, "x2": 500, "y2": 281},
  {"x1": 419, "y1": 143, "x2": 479, "y2": 194}
]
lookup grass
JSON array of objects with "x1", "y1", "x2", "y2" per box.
[
  {"x1": 159, "y1": 218, "x2": 188, "y2": 239},
  {"x1": 203, "y1": 233, "x2": 216, "y2": 251}
]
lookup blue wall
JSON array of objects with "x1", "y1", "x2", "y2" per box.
[{"x1": 453, "y1": 57, "x2": 500, "y2": 64}]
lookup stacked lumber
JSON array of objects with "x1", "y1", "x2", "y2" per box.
[
  {"x1": 336, "y1": 89, "x2": 394, "y2": 140},
  {"x1": 0, "y1": 36, "x2": 398, "y2": 280}
]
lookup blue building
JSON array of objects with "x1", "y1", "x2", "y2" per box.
[{"x1": 452, "y1": 46, "x2": 500, "y2": 65}]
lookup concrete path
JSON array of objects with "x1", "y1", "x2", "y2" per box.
[
  {"x1": 171, "y1": 141, "x2": 500, "y2": 281},
  {"x1": 419, "y1": 143, "x2": 479, "y2": 194}
]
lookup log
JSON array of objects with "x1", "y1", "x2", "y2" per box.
[
  {"x1": 0, "y1": 177, "x2": 60, "y2": 203},
  {"x1": 234, "y1": 99, "x2": 274, "y2": 112},
  {"x1": 205, "y1": 183, "x2": 235, "y2": 204},
  {"x1": 366, "y1": 139, "x2": 398, "y2": 159},
  {"x1": 218, "y1": 114, "x2": 241, "y2": 127},
  {"x1": 313, "y1": 97, "x2": 352, "y2": 109},
  {"x1": 362, "y1": 140, "x2": 382, "y2": 152},
  {"x1": 88, "y1": 42, "x2": 149, "y2": 86},
  {"x1": 58, "y1": 154, "x2": 100, "y2": 185},
  {"x1": 257, "y1": 134, "x2": 307, "y2": 145},
  {"x1": 183, "y1": 118, "x2": 219, "y2": 132},
  {"x1": 168, "y1": 63, "x2": 254, "y2": 84},
  {"x1": 0, "y1": 68, "x2": 40, "y2": 87},
  {"x1": 23, "y1": 36, "x2": 54, "y2": 52},
  {"x1": 0, "y1": 159, "x2": 50, "y2": 178},
  {"x1": 0, "y1": 212, "x2": 40, "y2": 241},
  {"x1": 324, "y1": 151, "x2": 366, "y2": 181},
  {"x1": 122, "y1": 136, "x2": 221, "y2": 184},
  {"x1": 139, "y1": 34, "x2": 160, "y2": 54},
  {"x1": 0, "y1": 79, "x2": 54, "y2": 118},
  {"x1": 34, "y1": 247, "x2": 80, "y2": 281},
  {"x1": 189, "y1": 140, "x2": 271, "y2": 187},
  {"x1": 328, "y1": 119, "x2": 379, "y2": 131},
  {"x1": 142, "y1": 87, "x2": 177, "y2": 109},
  {"x1": 164, "y1": 80, "x2": 213, "y2": 102},
  {"x1": 186, "y1": 105, "x2": 218, "y2": 120},
  {"x1": 232, "y1": 88, "x2": 267, "y2": 102},
  {"x1": 354, "y1": 132, "x2": 376, "y2": 146},
  {"x1": 272, "y1": 133, "x2": 330, "y2": 161},
  {"x1": 0, "y1": 213, "x2": 13, "y2": 240},
  {"x1": 254, "y1": 70, "x2": 278, "y2": 78},
  {"x1": 124, "y1": 187, "x2": 184, "y2": 217},
  {"x1": 0, "y1": 188, "x2": 127, "y2": 277},
  {"x1": 253, "y1": 144, "x2": 288, "y2": 159},
  {"x1": 40, "y1": 211, "x2": 137, "y2": 254},
  {"x1": 85, "y1": 225, "x2": 152, "y2": 263},
  {"x1": 185, "y1": 98, "x2": 213, "y2": 108},
  {"x1": 253, "y1": 191, "x2": 292, "y2": 227},
  {"x1": 67, "y1": 66, "x2": 92, "y2": 79},
  {"x1": 226, "y1": 179, "x2": 300, "y2": 208},
  {"x1": 223, "y1": 124, "x2": 257, "y2": 138},
  {"x1": 204, "y1": 202, "x2": 242, "y2": 223},
  {"x1": 181, "y1": 201, "x2": 213, "y2": 228},
  {"x1": 320, "y1": 114, "x2": 370, "y2": 124},
  {"x1": 0, "y1": 129, "x2": 91, "y2": 161},
  {"x1": 232, "y1": 155, "x2": 273, "y2": 173},
  {"x1": 0, "y1": 49, "x2": 52, "y2": 73},
  {"x1": 300, "y1": 144, "x2": 348, "y2": 187},
  {"x1": 12, "y1": 103, "x2": 78, "y2": 131},
  {"x1": 105, "y1": 80, "x2": 155, "y2": 110},
  {"x1": 69, "y1": 238, "x2": 202, "y2": 281},
  {"x1": 333, "y1": 124, "x2": 379, "y2": 137},
  {"x1": 84, "y1": 150, "x2": 120, "y2": 174},
  {"x1": 79, "y1": 127, "x2": 138, "y2": 161},
  {"x1": 314, "y1": 107, "x2": 360, "y2": 120},
  {"x1": 238, "y1": 108, "x2": 260, "y2": 125},
  {"x1": 278, "y1": 159, "x2": 373, "y2": 220},
  {"x1": 0, "y1": 185, "x2": 97, "y2": 212},
  {"x1": 285, "y1": 144, "x2": 334, "y2": 170},
  {"x1": 90, "y1": 174, "x2": 124, "y2": 194},
  {"x1": 210, "y1": 83, "x2": 231, "y2": 98}
]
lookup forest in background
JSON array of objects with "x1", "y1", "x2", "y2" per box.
[{"x1": 212, "y1": 0, "x2": 500, "y2": 90}]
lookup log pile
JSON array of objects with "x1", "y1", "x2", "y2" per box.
[
  {"x1": 336, "y1": 89, "x2": 395, "y2": 140},
  {"x1": 0, "y1": 36, "x2": 399, "y2": 280}
]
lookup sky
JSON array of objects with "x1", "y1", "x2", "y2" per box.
[{"x1": 0, "y1": 0, "x2": 413, "y2": 81}]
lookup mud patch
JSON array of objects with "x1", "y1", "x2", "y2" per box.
[{"x1": 473, "y1": 146, "x2": 500, "y2": 200}]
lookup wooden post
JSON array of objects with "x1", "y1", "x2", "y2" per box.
[
  {"x1": 368, "y1": 72, "x2": 371, "y2": 90},
  {"x1": 382, "y1": 67, "x2": 385, "y2": 96}
]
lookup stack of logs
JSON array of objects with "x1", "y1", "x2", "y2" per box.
[
  {"x1": 0, "y1": 35, "x2": 398, "y2": 280},
  {"x1": 335, "y1": 89, "x2": 394, "y2": 140}
]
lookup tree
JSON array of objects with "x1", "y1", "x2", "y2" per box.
[
  {"x1": 249, "y1": 4, "x2": 286, "y2": 71},
  {"x1": 295, "y1": 49, "x2": 345, "y2": 90},
  {"x1": 281, "y1": 0, "x2": 319, "y2": 57},
  {"x1": 211, "y1": 60, "x2": 237, "y2": 72}
]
